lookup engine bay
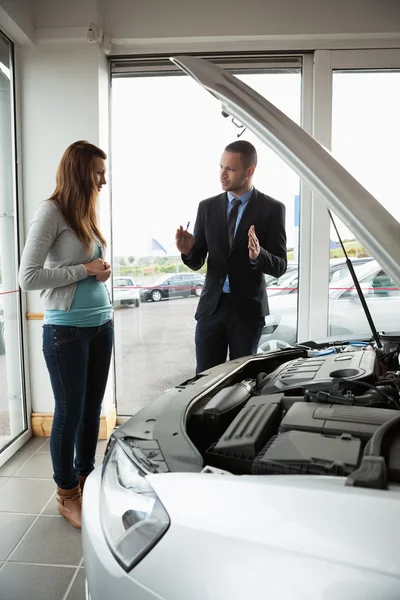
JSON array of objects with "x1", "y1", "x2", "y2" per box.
[{"x1": 186, "y1": 339, "x2": 400, "y2": 477}]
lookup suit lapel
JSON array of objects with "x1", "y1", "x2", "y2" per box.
[{"x1": 230, "y1": 188, "x2": 259, "y2": 255}]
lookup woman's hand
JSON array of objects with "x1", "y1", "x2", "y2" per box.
[
  {"x1": 96, "y1": 263, "x2": 111, "y2": 282},
  {"x1": 85, "y1": 258, "x2": 111, "y2": 281}
]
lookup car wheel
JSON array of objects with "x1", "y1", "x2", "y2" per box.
[
  {"x1": 135, "y1": 299, "x2": 140, "y2": 307},
  {"x1": 194, "y1": 285, "x2": 203, "y2": 297},
  {"x1": 150, "y1": 290, "x2": 162, "y2": 302}
]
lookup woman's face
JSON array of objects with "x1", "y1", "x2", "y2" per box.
[{"x1": 94, "y1": 157, "x2": 106, "y2": 191}]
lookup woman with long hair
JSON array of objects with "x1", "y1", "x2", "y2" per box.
[{"x1": 19, "y1": 140, "x2": 114, "y2": 529}]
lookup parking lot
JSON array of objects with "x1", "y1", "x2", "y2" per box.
[
  {"x1": 114, "y1": 296, "x2": 199, "y2": 415},
  {"x1": 0, "y1": 296, "x2": 200, "y2": 437}
]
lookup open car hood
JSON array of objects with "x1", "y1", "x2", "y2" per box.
[{"x1": 170, "y1": 56, "x2": 400, "y2": 288}]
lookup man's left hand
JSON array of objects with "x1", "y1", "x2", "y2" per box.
[{"x1": 248, "y1": 225, "x2": 260, "y2": 260}]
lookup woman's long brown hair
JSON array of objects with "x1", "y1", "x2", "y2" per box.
[{"x1": 50, "y1": 140, "x2": 107, "y2": 248}]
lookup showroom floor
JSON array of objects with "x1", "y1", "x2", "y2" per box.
[{"x1": 0, "y1": 436, "x2": 107, "y2": 600}]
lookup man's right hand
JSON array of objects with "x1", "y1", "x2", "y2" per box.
[{"x1": 175, "y1": 226, "x2": 195, "y2": 256}]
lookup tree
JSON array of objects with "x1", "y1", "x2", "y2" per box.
[{"x1": 128, "y1": 256, "x2": 135, "y2": 264}]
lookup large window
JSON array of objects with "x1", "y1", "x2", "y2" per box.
[
  {"x1": 329, "y1": 69, "x2": 400, "y2": 339},
  {"x1": 111, "y1": 58, "x2": 302, "y2": 415},
  {"x1": 0, "y1": 31, "x2": 26, "y2": 454}
]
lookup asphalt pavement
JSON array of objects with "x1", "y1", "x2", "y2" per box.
[
  {"x1": 0, "y1": 296, "x2": 200, "y2": 439},
  {"x1": 114, "y1": 296, "x2": 199, "y2": 415}
]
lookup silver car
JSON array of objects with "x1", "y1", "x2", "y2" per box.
[
  {"x1": 259, "y1": 259, "x2": 398, "y2": 351},
  {"x1": 82, "y1": 57, "x2": 400, "y2": 599},
  {"x1": 264, "y1": 257, "x2": 372, "y2": 299}
]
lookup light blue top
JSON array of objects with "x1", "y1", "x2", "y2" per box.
[
  {"x1": 223, "y1": 187, "x2": 254, "y2": 293},
  {"x1": 44, "y1": 244, "x2": 112, "y2": 327}
]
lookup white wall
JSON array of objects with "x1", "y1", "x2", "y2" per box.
[
  {"x1": 30, "y1": 0, "x2": 400, "y2": 55},
  {"x1": 34, "y1": 0, "x2": 99, "y2": 29},
  {"x1": 0, "y1": 0, "x2": 34, "y2": 43},
  {"x1": 19, "y1": 41, "x2": 114, "y2": 414},
  {"x1": 101, "y1": 0, "x2": 400, "y2": 39}
]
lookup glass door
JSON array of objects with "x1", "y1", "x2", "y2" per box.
[
  {"x1": 110, "y1": 57, "x2": 303, "y2": 415},
  {"x1": 328, "y1": 50, "x2": 400, "y2": 340},
  {"x1": 0, "y1": 30, "x2": 27, "y2": 457}
]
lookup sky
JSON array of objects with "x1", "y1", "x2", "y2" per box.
[
  {"x1": 110, "y1": 69, "x2": 400, "y2": 259},
  {"x1": 110, "y1": 71, "x2": 301, "y2": 257},
  {"x1": 331, "y1": 71, "x2": 400, "y2": 241}
]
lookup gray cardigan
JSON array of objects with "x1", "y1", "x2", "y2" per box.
[{"x1": 19, "y1": 200, "x2": 104, "y2": 311}]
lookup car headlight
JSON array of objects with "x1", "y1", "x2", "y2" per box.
[
  {"x1": 100, "y1": 440, "x2": 170, "y2": 571},
  {"x1": 262, "y1": 314, "x2": 282, "y2": 335}
]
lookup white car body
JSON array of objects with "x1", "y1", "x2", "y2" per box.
[
  {"x1": 113, "y1": 276, "x2": 140, "y2": 307},
  {"x1": 82, "y1": 56, "x2": 400, "y2": 599},
  {"x1": 83, "y1": 467, "x2": 400, "y2": 599}
]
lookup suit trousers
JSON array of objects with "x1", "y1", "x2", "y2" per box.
[{"x1": 195, "y1": 293, "x2": 264, "y2": 374}]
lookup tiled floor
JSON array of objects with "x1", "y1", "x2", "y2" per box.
[{"x1": 0, "y1": 437, "x2": 107, "y2": 600}]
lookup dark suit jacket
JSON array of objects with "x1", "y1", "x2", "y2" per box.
[{"x1": 182, "y1": 188, "x2": 287, "y2": 320}]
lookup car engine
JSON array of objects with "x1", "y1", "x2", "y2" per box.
[{"x1": 188, "y1": 339, "x2": 400, "y2": 477}]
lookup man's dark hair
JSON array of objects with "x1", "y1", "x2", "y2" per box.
[{"x1": 225, "y1": 140, "x2": 257, "y2": 169}]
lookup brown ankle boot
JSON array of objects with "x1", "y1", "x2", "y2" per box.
[
  {"x1": 77, "y1": 475, "x2": 87, "y2": 494},
  {"x1": 56, "y1": 485, "x2": 82, "y2": 529}
]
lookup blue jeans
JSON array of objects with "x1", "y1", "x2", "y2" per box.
[{"x1": 42, "y1": 320, "x2": 114, "y2": 490}]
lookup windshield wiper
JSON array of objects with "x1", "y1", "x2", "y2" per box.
[{"x1": 329, "y1": 211, "x2": 382, "y2": 349}]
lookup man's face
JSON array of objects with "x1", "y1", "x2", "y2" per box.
[{"x1": 220, "y1": 151, "x2": 252, "y2": 195}]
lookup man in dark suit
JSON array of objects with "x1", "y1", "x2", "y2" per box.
[{"x1": 175, "y1": 140, "x2": 287, "y2": 374}]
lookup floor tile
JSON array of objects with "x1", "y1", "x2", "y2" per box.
[
  {"x1": 23, "y1": 437, "x2": 48, "y2": 453},
  {"x1": 37, "y1": 438, "x2": 109, "y2": 455},
  {"x1": 0, "y1": 476, "x2": 8, "y2": 489},
  {"x1": 66, "y1": 567, "x2": 86, "y2": 600},
  {"x1": 42, "y1": 492, "x2": 59, "y2": 516},
  {"x1": 0, "y1": 449, "x2": 34, "y2": 477},
  {"x1": 96, "y1": 439, "x2": 108, "y2": 454},
  {"x1": 37, "y1": 438, "x2": 50, "y2": 452},
  {"x1": 14, "y1": 452, "x2": 54, "y2": 479},
  {"x1": 95, "y1": 455, "x2": 103, "y2": 467},
  {"x1": 0, "y1": 513, "x2": 36, "y2": 561},
  {"x1": 0, "y1": 563, "x2": 75, "y2": 600},
  {"x1": 0, "y1": 478, "x2": 55, "y2": 513},
  {"x1": 9, "y1": 516, "x2": 82, "y2": 566}
]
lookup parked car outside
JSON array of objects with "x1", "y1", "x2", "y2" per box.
[
  {"x1": 259, "y1": 259, "x2": 398, "y2": 351},
  {"x1": 113, "y1": 276, "x2": 140, "y2": 307},
  {"x1": 82, "y1": 57, "x2": 400, "y2": 600},
  {"x1": 265, "y1": 262, "x2": 298, "y2": 295},
  {"x1": 139, "y1": 272, "x2": 205, "y2": 302},
  {"x1": 265, "y1": 257, "x2": 373, "y2": 298}
]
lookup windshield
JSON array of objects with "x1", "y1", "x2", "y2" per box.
[
  {"x1": 266, "y1": 267, "x2": 298, "y2": 288},
  {"x1": 328, "y1": 261, "x2": 379, "y2": 299}
]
